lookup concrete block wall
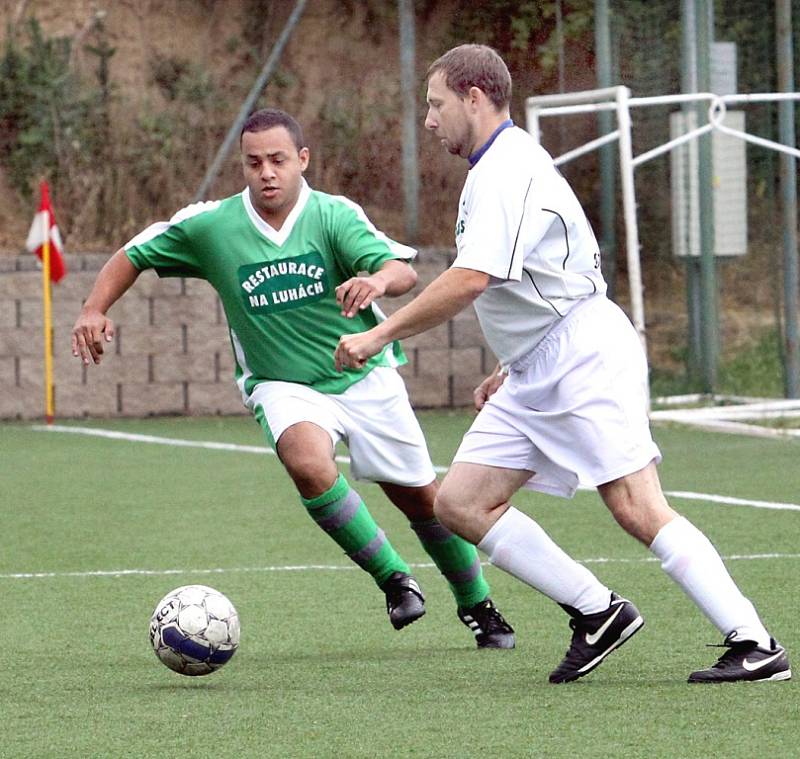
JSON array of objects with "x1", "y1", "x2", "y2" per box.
[{"x1": 0, "y1": 249, "x2": 495, "y2": 421}]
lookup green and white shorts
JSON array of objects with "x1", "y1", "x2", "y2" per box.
[{"x1": 247, "y1": 366, "x2": 437, "y2": 487}]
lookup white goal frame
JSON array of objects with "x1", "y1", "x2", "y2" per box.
[{"x1": 525, "y1": 86, "x2": 800, "y2": 361}]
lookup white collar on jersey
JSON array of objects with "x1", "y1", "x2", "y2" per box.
[{"x1": 242, "y1": 178, "x2": 312, "y2": 246}]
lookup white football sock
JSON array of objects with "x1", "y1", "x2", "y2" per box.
[
  {"x1": 649, "y1": 516, "x2": 771, "y2": 647},
  {"x1": 477, "y1": 506, "x2": 611, "y2": 614}
]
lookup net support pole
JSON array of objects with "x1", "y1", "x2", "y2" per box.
[
  {"x1": 595, "y1": 0, "x2": 617, "y2": 299},
  {"x1": 681, "y1": 0, "x2": 703, "y2": 384},
  {"x1": 776, "y1": 0, "x2": 799, "y2": 398},
  {"x1": 193, "y1": 0, "x2": 308, "y2": 202},
  {"x1": 398, "y1": 0, "x2": 418, "y2": 242},
  {"x1": 695, "y1": 0, "x2": 718, "y2": 393}
]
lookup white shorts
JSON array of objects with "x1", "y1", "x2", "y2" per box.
[
  {"x1": 454, "y1": 295, "x2": 661, "y2": 498},
  {"x1": 246, "y1": 366, "x2": 437, "y2": 487}
]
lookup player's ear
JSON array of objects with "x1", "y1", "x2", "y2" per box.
[
  {"x1": 298, "y1": 146, "x2": 310, "y2": 171},
  {"x1": 467, "y1": 86, "x2": 483, "y2": 109}
]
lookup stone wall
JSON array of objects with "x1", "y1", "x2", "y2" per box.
[{"x1": 0, "y1": 250, "x2": 495, "y2": 420}]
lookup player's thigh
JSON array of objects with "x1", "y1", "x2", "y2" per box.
[
  {"x1": 250, "y1": 380, "x2": 344, "y2": 494},
  {"x1": 438, "y1": 462, "x2": 533, "y2": 516},
  {"x1": 251, "y1": 380, "x2": 345, "y2": 449},
  {"x1": 276, "y1": 422, "x2": 338, "y2": 485}
]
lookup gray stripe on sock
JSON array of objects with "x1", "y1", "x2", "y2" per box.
[
  {"x1": 315, "y1": 490, "x2": 362, "y2": 532},
  {"x1": 444, "y1": 557, "x2": 482, "y2": 585},
  {"x1": 410, "y1": 520, "x2": 453, "y2": 543},
  {"x1": 349, "y1": 529, "x2": 386, "y2": 566}
]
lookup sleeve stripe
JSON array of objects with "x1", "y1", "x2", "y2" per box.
[
  {"x1": 123, "y1": 200, "x2": 221, "y2": 249},
  {"x1": 523, "y1": 269, "x2": 564, "y2": 317},
  {"x1": 541, "y1": 208, "x2": 570, "y2": 269},
  {"x1": 333, "y1": 195, "x2": 417, "y2": 260},
  {"x1": 506, "y1": 177, "x2": 533, "y2": 279}
]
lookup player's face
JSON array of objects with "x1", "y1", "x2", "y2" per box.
[
  {"x1": 425, "y1": 71, "x2": 475, "y2": 159},
  {"x1": 241, "y1": 127, "x2": 309, "y2": 227}
]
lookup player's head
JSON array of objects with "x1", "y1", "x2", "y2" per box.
[
  {"x1": 425, "y1": 44, "x2": 512, "y2": 159},
  {"x1": 240, "y1": 108, "x2": 309, "y2": 226}
]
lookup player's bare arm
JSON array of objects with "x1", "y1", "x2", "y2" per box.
[
  {"x1": 335, "y1": 259, "x2": 417, "y2": 318},
  {"x1": 473, "y1": 363, "x2": 507, "y2": 411},
  {"x1": 334, "y1": 266, "x2": 489, "y2": 371},
  {"x1": 71, "y1": 248, "x2": 140, "y2": 365}
]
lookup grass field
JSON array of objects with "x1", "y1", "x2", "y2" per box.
[{"x1": 2, "y1": 411, "x2": 799, "y2": 758}]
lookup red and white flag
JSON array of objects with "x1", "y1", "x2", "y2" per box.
[{"x1": 26, "y1": 180, "x2": 66, "y2": 283}]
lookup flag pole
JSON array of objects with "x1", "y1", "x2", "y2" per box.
[{"x1": 41, "y1": 206, "x2": 55, "y2": 424}]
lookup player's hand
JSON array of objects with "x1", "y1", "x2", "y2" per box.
[
  {"x1": 71, "y1": 309, "x2": 115, "y2": 365},
  {"x1": 334, "y1": 329, "x2": 385, "y2": 372},
  {"x1": 335, "y1": 275, "x2": 386, "y2": 318},
  {"x1": 473, "y1": 369, "x2": 507, "y2": 411}
]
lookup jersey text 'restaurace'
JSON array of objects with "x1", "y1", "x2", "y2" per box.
[
  {"x1": 453, "y1": 124, "x2": 607, "y2": 365},
  {"x1": 125, "y1": 180, "x2": 414, "y2": 396}
]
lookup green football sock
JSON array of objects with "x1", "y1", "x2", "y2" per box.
[
  {"x1": 410, "y1": 518, "x2": 489, "y2": 608},
  {"x1": 302, "y1": 474, "x2": 410, "y2": 588}
]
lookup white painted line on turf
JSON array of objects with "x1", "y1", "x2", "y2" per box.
[
  {"x1": 30, "y1": 425, "x2": 799, "y2": 509},
  {"x1": 664, "y1": 491, "x2": 800, "y2": 511},
  {"x1": 30, "y1": 424, "x2": 450, "y2": 471},
  {"x1": 31, "y1": 424, "x2": 276, "y2": 455},
  {"x1": 2, "y1": 553, "x2": 799, "y2": 580}
]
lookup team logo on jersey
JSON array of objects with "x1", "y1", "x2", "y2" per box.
[{"x1": 238, "y1": 251, "x2": 328, "y2": 314}]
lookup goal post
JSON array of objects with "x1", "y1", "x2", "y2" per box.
[{"x1": 525, "y1": 86, "x2": 800, "y2": 396}]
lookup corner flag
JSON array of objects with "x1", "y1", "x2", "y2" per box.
[{"x1": 26, "y1": 180, "x2": 66, "y2": 283}]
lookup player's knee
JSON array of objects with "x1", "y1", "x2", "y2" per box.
[
  {"x1": 282, "y1": 455, "x2": 338, "y2": 498},
  {"x1": 433, "y1": 486, "x2": 465, "y2": 530},
  {"x1": 609, "y1": 501, "x2": 669, "y2": 545}
]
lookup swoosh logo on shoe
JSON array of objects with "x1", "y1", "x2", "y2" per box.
[
  {"x1": 585, "y1": 604, "x2": 624, "y2": 646},
  {"x1": 742, "y1": 651, "x2": 785, "y2": 672}
]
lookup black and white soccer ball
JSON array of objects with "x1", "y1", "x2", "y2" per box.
[{"x1": 149, "y1": 584, "x2": 240, "y2": 676}]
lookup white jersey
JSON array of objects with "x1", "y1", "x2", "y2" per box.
[{"x1": 452, "y1": 124, "x2": 606, "y2": 365}]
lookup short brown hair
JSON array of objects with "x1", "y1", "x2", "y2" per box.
[
  {"x1": 240, "y1": 108, "x2": 305, "y2": 150},
  {"x1": 427, "y1": 44, "x2": 512, "y2": 110}
]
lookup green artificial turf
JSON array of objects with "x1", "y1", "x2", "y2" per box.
[{"x1": 1, "y1": 413, "x2": 797, "y2": 758}]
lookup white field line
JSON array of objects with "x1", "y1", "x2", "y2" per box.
[
  {"x1": 3, "y1": 553, "x2": 800, "y2": 581},
  {"x1": 31, "y1": 424, "x2": 800, "y2": 512},
  {"x1": 30, "y1": 424, "x2": 449, "y2": 470}
]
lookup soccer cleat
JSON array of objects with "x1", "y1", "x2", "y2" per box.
[
  {"x1": 687, "y1": 634, "x2": 792, "y2": 683},
  {"x1": 548, "y1": 592, "x2": 644, "y2": 683},
  {"x1": 381, "y1": 572, "x2": 426, "y2": 630},
  {"x1": 458, "y1": 598, "x2": 516, "y2": 649}
]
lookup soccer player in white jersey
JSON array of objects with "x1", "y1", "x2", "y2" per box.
[
  {"x1": 71, "y1": 107, "x2": 515, "y2": 649},
  {"x1": 335, "y1": 45, "x2": 790, "y2": 684}
]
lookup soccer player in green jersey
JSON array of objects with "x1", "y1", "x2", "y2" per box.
[{"x1": 71, "y1": 108, "x2": 514, "y2": 648}]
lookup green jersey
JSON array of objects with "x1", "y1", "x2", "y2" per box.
[{"x1": 125, "y1": 181, "x2": 415, "y2": 395}]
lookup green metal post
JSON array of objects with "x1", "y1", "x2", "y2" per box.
[
  {"x1": 681, "y1": 0, "x2": 703, "y2": 384},
  {"x1": 399, "y1": 0, "x2": 419, "y2": 242},
  {"x1": 695, "y1": 0, "x2": 718, "y2": 393},
  {"x1": 776, "y1": 0, "x2": 799, "y2": 398},
  {"x1": 595, "y1": 0, "x2": 617, "y2": 299}
]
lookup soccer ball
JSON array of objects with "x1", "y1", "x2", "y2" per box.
[{"x1": 149, "y1": 584, "x2": 240, "y2": 676}]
